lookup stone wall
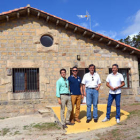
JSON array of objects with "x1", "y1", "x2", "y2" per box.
[{"x1": 0, "y1": 16, "x2": 139, "y2": 106}]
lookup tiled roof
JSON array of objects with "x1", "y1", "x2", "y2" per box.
[{"x1": 0, "y1": 5, "x2": 140, "y2": 55}]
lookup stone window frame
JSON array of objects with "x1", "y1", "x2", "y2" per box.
[
  {"x1": 7, "y1": 60, "x2": 49, "y2": 100},
  {"x1": 33, "y1": 29, "x2": 59, "y2": 53}
]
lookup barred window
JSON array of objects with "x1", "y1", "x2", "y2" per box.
[{"x1": 13, "y1": 68, "x2": 39, "y2": 93}]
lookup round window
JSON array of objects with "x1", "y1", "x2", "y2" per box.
[{"x1": 40, "y1": 35, "x2": 53, "y2": 47}]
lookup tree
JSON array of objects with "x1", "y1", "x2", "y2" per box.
[{"x1": 119, "y1": 32, "x2": 140, "y2": 49}]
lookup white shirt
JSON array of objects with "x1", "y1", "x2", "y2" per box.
[
  {"x1": 106, "y1": 72, "x2": 124, "y2": 94},
  {"x1": 82, "y1": 72, "x2": 101, "y2": 88}
]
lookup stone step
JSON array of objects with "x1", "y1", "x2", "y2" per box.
[{"x1": 38, "y1": 106, "x2": 62, "y2": 127}]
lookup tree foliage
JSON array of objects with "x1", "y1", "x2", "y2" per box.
[{"x1": 119, "y1": 32, "x2": 140, "y2": 49}]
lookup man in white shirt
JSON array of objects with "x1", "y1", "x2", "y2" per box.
[
  {"x1": 82, "y1": 64, "x2": 101, "y2": 123},
  {"x1": 102, "y1": 64, "x2": 125, "y2": 123}
]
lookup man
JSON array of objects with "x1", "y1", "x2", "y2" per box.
[
  {"x1": 102, "y1": 64, "x2": 125, "y2": 123},
  {"x1": 56, "y1": 68, "x2": 73, "y2": 129},
  {"x1": 68, "y1": 66, "x2": 83, "y2": 124},
  {"x1": 82, "y1": 64, "x2": 101, "y2": 123}
]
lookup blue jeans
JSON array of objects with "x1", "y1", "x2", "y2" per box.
[
  {"x1": 86, "y1": 88, "x2": 99, "y2": 120},
  {"x1": 106, "y1": 93, "x2": 121, "y2": 119}
]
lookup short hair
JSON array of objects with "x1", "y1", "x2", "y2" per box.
[
  {"x1": 60, "y1": 68, "x2": 66, "y2": 74},
  {"x1": 88, "y1": 64, "x2": 96, "y2": 72},
  {"x1": 72, "y1": 66, "x2": 78, "y2": 70},
  {"x1": 112, "y1": 64, "x2": 119, "y2": 68}
]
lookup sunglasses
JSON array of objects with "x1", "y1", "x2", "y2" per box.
[
  {"x1": 64, "y1": 79, "x2": 68, "y2": 87},
  {"x1": 92, "y1": 77, "x2": 94, "y2": 81},
  {"x1": 72, "y1": 70, "x2": 78, "y2": 72}
]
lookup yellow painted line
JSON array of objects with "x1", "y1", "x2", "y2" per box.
[{"x1": 52, "y1": 104, "x2": 129, "y2": 134}]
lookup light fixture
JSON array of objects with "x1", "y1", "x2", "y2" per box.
[{"x1": 77, "y1": 55, "x2": 80, "y2": 61}]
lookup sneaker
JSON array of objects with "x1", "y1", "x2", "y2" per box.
[
  {"x1": 86, "y1": 119, "x2": 91, "y2": 123},
  {"x1": 94, "y1": 118, "x2": 98, "y2": 123},
  {"x1": 102, "y1": 117, "x2": 110, "y2": 122},
  {"x1": 71, "y1": 119, "x2": 75, "y2": 124},
  {"x1": 62, "y1": 124, "x2": 68, "y2": 129},
  {"x1": 116, "y1": 119, "x2": 120, "y2": 124},
  {"x1": 66, "y1": 122, "x2": 75, "y2": 125}
]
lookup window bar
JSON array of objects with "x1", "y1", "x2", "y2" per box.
[
  {"x1": 34, "y1": 68, "x2": 35, "y2": 92},
  {"x1": 23, "y1": 68, "x2": 25, "y2": 92},
  {"x1": 17, "y1": 68, "x2": 19, "y2": 93},
  {"x1": 37, "y1": 69, "x2": 39, "y2": 91},
  {"x1": 28, "y1": 68, "x2": 31, "y2": 92}
]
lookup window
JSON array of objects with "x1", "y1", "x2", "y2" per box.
[
  {"x1": 109, "y1": 68, "x2": 130, "y2": 88},
  {"x1": 40, "y1": 35, "x2": 53, "y2": 47},
  {"x1": 13, "y1": 68, "x2": 39, "y2": 93}
]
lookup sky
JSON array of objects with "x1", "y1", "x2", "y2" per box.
[{"x1": 0, "y1": 0, "x2": 140, "y2": 40}]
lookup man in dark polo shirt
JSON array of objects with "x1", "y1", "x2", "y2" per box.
[{"x1": 68, "y1": 66, "x2": 83, "y2": 123}]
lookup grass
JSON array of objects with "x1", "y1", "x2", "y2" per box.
[
  {"x1": 14, "y1": 131, "x2": 21, "y2": 135},
  {"x1": 0, "y1": 117, "x2": 9, "y2": 120},
  {"x1": 111, "y1": 129, "x2": 119, "y2": 137},
  {"x1": 23, "y1": 125, "x2": 30, "y2": 130},
  {"x1": 130, "y1": 103, "x2": 140, "y2": 106},
  {"x1": 23, "y1": 122, "x2": 61, "y2": 131},
  {"x1": 129, "y1": 110, "x2": 140, "y2": 116},
  {"x1": 32, "y1": 122, "x2": 61, "y2": 130},
  {"x1": 137, "y1": 136, "x2": 140, "y2": 139},
  {"x1": 1, "y1": 128, "x2": 10, "y2": 136}
]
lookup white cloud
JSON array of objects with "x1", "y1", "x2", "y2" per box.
[
  {"x1": 93, "y1": 23, "x2": 99, "y2": 28},
  {"x1": 129, "y1": 33, "x2": 138, "y2": 39},
  {"x1": 97, "y1": 30, "x2": 117, "y2": 39},
  {"x1": 121, "y1": 10, "x2": 140, "y2": 36}
]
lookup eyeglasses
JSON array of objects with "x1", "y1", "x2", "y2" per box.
[
  {"x1": 72, "y1": 70, "x2": 78, "y2": 72},
  {"x1": 92, "y1": 77, "x2": 94, "y2": 81}
]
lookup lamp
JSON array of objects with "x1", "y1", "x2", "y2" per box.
[{"x1": 77, "y1": 55, "x2": 80, "y2": 61}]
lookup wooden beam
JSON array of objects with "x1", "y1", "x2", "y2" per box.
[
  {"x1": 122, "y1": 47, "x2": 127, "y2": 51},
  {"x1": 65, "y1": 23, "x2": 68, "y2": 29},
  {"x1": 99, "y1": 38, "x2": 103, "y2": 42},
  {"x1": 56, "y1": 20, "x2": 59, "y2": 25},
  {"x1": 17, "y1": 12, "x2": 20, "y2": 18},
  {"x1": 6, "y1": 16, "x2": 9, "y2": 21},
  {"x1": 37, "y1": 12, "x2": 40, "y2": 18},
  {"x1": 46, "y1": 16, "x2": 49, "y2": 22},
  {"x1": 74, "y1": 27, "x2": 77, "y2": 32},
  {"x1": 130, "y1": 50, "x2": 135, "y2": 54},
  {"x1": 83, "y1": 31, "x2": 87, "y2": 36},
  {"x1": 107, "y1": 41, "x2": 111, "y2": 45},
  {"x1": 90, "y1": 34, "x2": 95, "y2": 39},
  {"x1": 115, "y1": 44, "x2": 120, "y2": 48},
  {"x1": 27, "y1": 8, "x2": 30, "y2": 16}
]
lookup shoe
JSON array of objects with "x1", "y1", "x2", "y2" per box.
[
  {"x1": 102, "y1": 117, "x2": 110, "y2": 122},
  {"x1": 116, "y1": 119, "x2": 120, "y2": 124},
  {"x1": 75, "y1": 118, "x2": 81, "y2": 123},
  {"x1": 71, "y1": 119, "x2": 75, "y2": 124},
  {"x1": 66, "y1": 122, "x2": 75, "y2": 125},
  {"x1": 86, "y1": 119, "x2": 91, "y2": 123},
  {"x1": 94, "y1": 118, "x2": 98, "y2": 123},
  {"x1": 62, "y1": 124, "x2": 68, "y2": 129}
]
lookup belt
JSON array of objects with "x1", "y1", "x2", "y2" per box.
[
  {"x1": 60, "y1": 94, "x2": 70, "y2": 96},
  {"x1": 87, "y1": 87, "x2": 96, "y2": 89}
]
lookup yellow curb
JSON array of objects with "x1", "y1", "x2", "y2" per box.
[{"x1": 52, "y1": 104, "x2": 129, "y2": 134}]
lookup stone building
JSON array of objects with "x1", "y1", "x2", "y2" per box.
[{"x1": 0, "y1": 5, "x2": 140, "y2": 116}]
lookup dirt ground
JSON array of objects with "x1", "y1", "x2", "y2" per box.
[{"x1": 0, "y1": 103, "x2": 140, "y2": 140}]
